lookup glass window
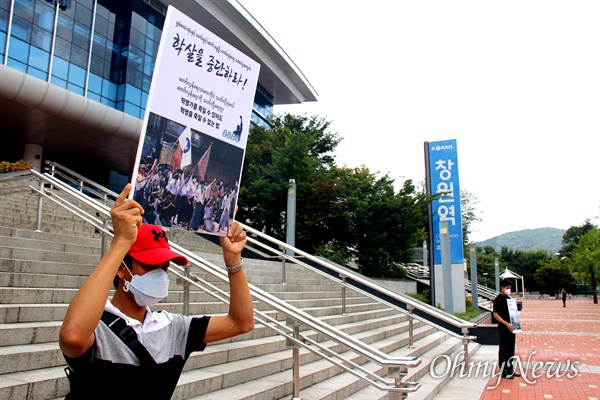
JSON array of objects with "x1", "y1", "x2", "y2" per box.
[
  {"x1": 90, "y1": 53, "x2": 104, "y2": 76},
  {"x1": 27, "y1": 65, "x2": 47, "y2": 81},
  {"x1": 0, "y1": 31, "x2": 6, "y2": 57},
  {"x1": 54, "y1": 36, "x2": 71, "y2": 60},
  {"x1": 72, "y1": 23, "x2": 90, "y2": 50},
  {"x1": 87, "y1": 91, "x2": 101, "y2": 102},
  {"x1": 31, "y1": 28, "x2": 52, "y2": 51},
  {"x1": 123, "y1": 101, "x2": 140, "y2": 118},
  {"x1": 7, "y1": 57, "x2": 26, "y2": 72},
  {"x1": 10, "y1": 15, "x2": 31, "y2": 42},
  {"x1": 51, "y1": 56, "x2": 69, "y2": 79},
  {"x1": 50, "y1": 75, "x2": 67, "y2": 89},
  {"x1": 33, "y1": 1, "x2": 54, "y2": 31},
  {"x1": 91, "y1": 35, "x2": 106, "y2": 60},
  {"x1": 102, "y1": 79, "x2": 117, "y2": 100},
  {"x1": 101, "y1": 97, "x2": 115, "y2": 108},
  {"x1": 94, "y1": 15, "x2": 108, "y2": 37},
  {"x1": 124, "y1": 84, "x2": 141, "y2": 105},
  {"x1": 7, "y1": 37, "x2": 29, "y2": 63},
  {"x1": 126, "y1": 65, "x2": 142, "y2": 88},
  {"x1": 56, "y1": 14, "x2": 74, "y2": 41},
  {"x1": 75, "y1": 2, "x2": 92, "y2": 24},
  {"x1": 87, "y1": 72, "x2": 102, "y2": 94},
  {"x1": 129, "y1": 28, "x2": 145, "y2": 52},
  {"x1": 28, "y1": 45, "x2": 50, "y2": 72},
  {"x1": 131, "y1": 12, "x2": 147, "y2": 33},
  {"x1": 13, "y1": 0, "x2": 34, "y2": 21},
  {"x1": 68, "y1": 62, "x2": 86, "y2": 86},
  {"x1": 70, "y1": 44, "x2": 88, "y2": 68},
  {"x1": 67, "y1": 81, "x2": 84, "y2": 96}
]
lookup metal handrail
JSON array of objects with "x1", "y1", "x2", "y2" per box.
[
  {"x1": 2, "y1": 169, "x2": 423, "y2": 397},
  {"x1": 242, "y1": 223, "x2": 476, "y2": 332}
]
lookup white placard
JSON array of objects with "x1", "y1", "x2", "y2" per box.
[
  {"x1": 130, "y1": 6, "x2": 260, "y2": 236},
  {"x1": 507, "y1": 298, "x2": 522, "y2": 334}
]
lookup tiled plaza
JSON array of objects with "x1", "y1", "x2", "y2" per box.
[{"x1": 479, "y1": 297, "x2": 599, "y2": 400}]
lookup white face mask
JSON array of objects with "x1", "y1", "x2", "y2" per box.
[
  {"x1": 122, "y1": 263, "x2": 169, "y2": 307},
  {"x1": 503, "y1": 288, "x2": 511, "y2": 296}
]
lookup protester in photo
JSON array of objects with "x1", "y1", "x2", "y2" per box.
[
  {"x1": 492, "y1": 279, "x2": 521, "y2": 379},
  {"x1": 59, "y1": 184, "x2": 253, "y2": 398},
  {"x1": 561, "y1": 288, "x2": 567, "y2": 307}
]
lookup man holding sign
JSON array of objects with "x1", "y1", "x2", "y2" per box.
[{"x1": 492, "y1": 279, "x2": 521, "y2": 379}]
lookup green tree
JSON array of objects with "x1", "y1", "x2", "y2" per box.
[
  {"x1": 239, "y1": 114, "x2": 432, "y2": 279},
  {"x1": 499, "y1": 247, "x2": 552, "y2": 293},
  {"x1": 534, "y1": 258, "x2": 576, "y2": 295},
  {"x1": 571, "y1": 228, "x2": 600, "y2": 304},
  {"x1": 559, "y1": 219, "x2": 596, "y2": 259}
]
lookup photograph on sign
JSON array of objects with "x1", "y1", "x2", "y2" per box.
[
  {"x1": 507, "y1": 298, "x2": 522, "y2": 334},
  {"x1": 130, "y1": 5, "x2": 260, "y2": 236}
]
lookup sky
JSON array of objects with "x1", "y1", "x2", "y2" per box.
[{"x1": 239, "y1": 0, "x2": 600, "y2": 242}]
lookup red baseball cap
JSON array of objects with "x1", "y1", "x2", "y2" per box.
[{"x1": 127, "y1": 224, "x2": 188, "y2": 266}]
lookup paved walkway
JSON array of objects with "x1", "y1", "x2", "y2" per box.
[{"x1": 476, "y1": 297, "x2": 600, "y2": 400}]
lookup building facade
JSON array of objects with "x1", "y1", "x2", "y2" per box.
[{"x1": 0, "y1": 0, "x2": 316, "y2": 189}]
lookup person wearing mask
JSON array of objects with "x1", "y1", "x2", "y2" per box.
[
  {"x1": 59, "y1": 184, "x2": 253, "y2": 398},
  {"x1": 492, "y1": 279, "x2": 521, "y2": 379}
]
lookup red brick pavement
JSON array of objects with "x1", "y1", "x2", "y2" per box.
[{"x1": 479, "y1": 297, "x2": 600, "y2": 400}]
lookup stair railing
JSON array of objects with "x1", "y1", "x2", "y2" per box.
[
  {"x1": 241, "y1": 224, "x2": 478, "y2": 363},
  {"x1": 4, "y1": 169, "x2": 423, "y2": 399}
]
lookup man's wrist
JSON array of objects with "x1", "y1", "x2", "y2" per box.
[{"x1": 225, "y1": 258, "x2": 244, "y2": 274}]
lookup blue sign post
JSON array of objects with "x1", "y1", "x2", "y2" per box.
[{"x1": 425, "y1": 139, "x2": 466, "y2": 313}]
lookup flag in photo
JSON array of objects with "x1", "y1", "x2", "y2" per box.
[
  {"x1": 179, "y1": 126, "x2": 192, "y2": 168},
  {"x1": 196, "y1": 144, "x2": 212, "y2": 181}
]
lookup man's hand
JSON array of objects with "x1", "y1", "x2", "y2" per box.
[
  {"x1": 220, "y1": 221, "x2": 246, "y2": 267},
  {"x1": 110, "y1": 184, "x2": 144, "y2": 246},
  {"x1": 506, "y1": 322, "x2": 514, "y2": 332}
]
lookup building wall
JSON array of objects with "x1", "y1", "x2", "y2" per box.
[{"x1": 0, "y1": 0, "x2": 272, "y2": 124}]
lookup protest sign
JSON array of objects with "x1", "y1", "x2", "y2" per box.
[
  {"x1": 130, "y1": 5, "x2": 260, "y2": 236},
  {"x1": 507, "y1": 298, "x2": 522, "y2": 333}
]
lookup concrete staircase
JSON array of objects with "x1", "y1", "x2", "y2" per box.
[{"x1": 0, "y1": 179, "x2": 479, "y2": 399}]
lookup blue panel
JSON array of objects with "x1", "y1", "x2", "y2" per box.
[
  {"x1": 27, "y1": 65, "x2": 47, "y2": 81},
  {"x1": 52, "y1": 56, "x2": 69, "y2": 79},
  {"x1": 28, "y1": 46, "x2": 50, "y2": 72},
  {"x1": 427, "y1": 139, "x2": 464, "y2": 265},
  {"x1": 68, "y1": 63, "x2": 86, "y2": 86},
  {"x1": 50, "y1": 75, "x2": 67, "y2": 88},
  {"x1": 7, "y1": 57, "x2": 27, "y2": 72},
  {"x1": 87, "y1": 72, "x2": 102, "y2": 94},
  {"x1": 124, "y1": 84, "x2": 141, "y2": 105},
  {"x1": 7, "y1": 37, "x2": 29, "y2": 63},
  {"x1": 67, "y1": 82, "x2": 84, "y2": 96}
]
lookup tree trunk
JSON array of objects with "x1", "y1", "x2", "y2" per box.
[{"x1": 590, "y1": 265, "x2": 598, "y2": 304}]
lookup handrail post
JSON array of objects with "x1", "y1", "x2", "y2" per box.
[
  {"x1": 340, "y1": 274, "x2": 347, "y2": 315},
  {"x1": 286, "y1": 318, "x2": 301, "y2": 400},
  {"x1": 183, "y1": 264, "x2": 190, "y2": 315},
  {"x1": 407, "y1": 305, "x2": 415, "y2": 348},
  {"x1": 280, "y1": 245, "x2": 287, "y2": 284},
  {"x1": 35, "y1": 179, "x2": 44, "y2": 232},
  {"x1": 461, "y1": 327, "x2": 470, "y2": 364},
  {"x1": 389, "y1": 366, "x2": 409, "y2": 400}
]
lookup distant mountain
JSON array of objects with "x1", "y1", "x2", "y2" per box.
[{"x1": 474, "y1": 227, "x2": 566, "y2": 254}]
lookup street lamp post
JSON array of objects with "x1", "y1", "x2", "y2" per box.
[{"x1": 483, "y1": 272, "x2": 489, "y2": 288}]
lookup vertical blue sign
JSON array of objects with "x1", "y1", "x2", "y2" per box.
[{"x1": 427, "y1": 139, "x2": 464, "y2": 265}]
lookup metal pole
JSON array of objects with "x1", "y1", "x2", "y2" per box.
[
  {"x1": 281, "y1": 246, "x2": 287, "y2": 284},
  {"x1": 341, "y1": 275, "x2": 347, "y2": 315},
  {"x1": 35, "y1": 179, "x2": 44, "y2": 232},
  {"x1": 494, "y1": 258, "x2": 500, "y2": 292},
  {"x1": 286, "y1": 318, "x2": 301, "y2": 400},
  {"x1": 462, "y1": 327, "x2": 470, "y2": 364},
  {"x1": 440, "y1": 219, "x2": 454, "y2": 314},
  {"x1": 469, "y1": 243, "x2": 479, "y2": 308},
  {"x1": 407, "y1": 305, "x2": 415, "y2": 348},
  {"x1": 183, "y1": 264, "x2": 190, "y2": 315},
  {"x1": 286, "y1": 179, "x2": 296, "y2": 256}
]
